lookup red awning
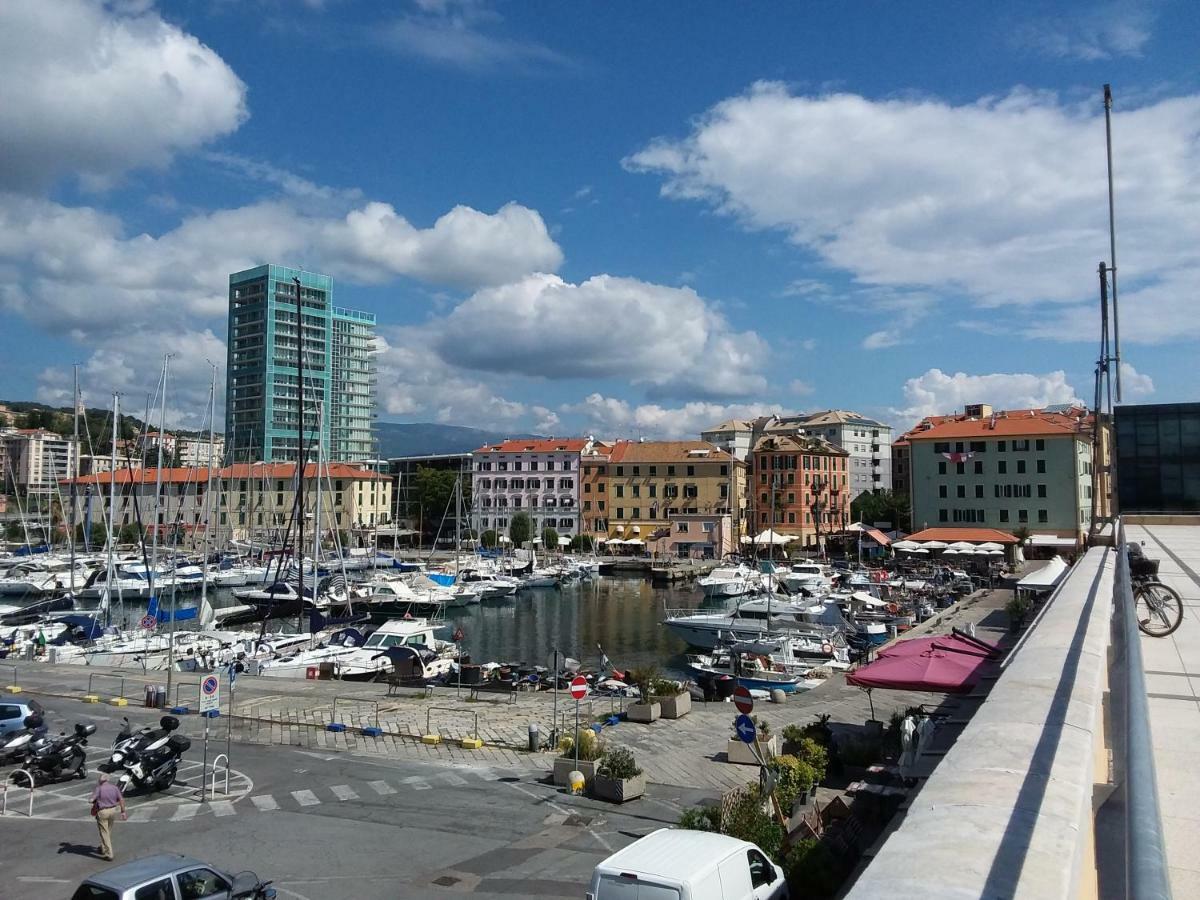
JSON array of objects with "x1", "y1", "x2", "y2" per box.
[
  {"x1": 878, "y1": 633, "x2": 1000, "y2": 660},
  {"x1": 846, "y1": 648, "x2": 986, "y2": 694}
]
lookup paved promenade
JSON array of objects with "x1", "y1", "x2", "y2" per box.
[
  {"x1": 1127, "y1": 523, "x2": 1200, "y2": 899},
  {"x1": 3, "y1": 586, "x2": 1013, "y2": 795}
]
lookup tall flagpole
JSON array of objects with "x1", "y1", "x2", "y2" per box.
[{"x1": 1103, "y1": 84, "x2": 1122, "y2": 402}]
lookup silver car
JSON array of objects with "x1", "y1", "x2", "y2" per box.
[
  {"x1": 0, "y1": 694, "x2": 44, "y2": 736},
  {"x1": 71, "y1": 854, "x2": 275, "y2": 900}
]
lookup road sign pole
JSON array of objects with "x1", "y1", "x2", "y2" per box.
[
  {"x1": 226, "y1": 669, "x2": 234, "y2": 763},
  {"x1": 574, "y1": 697, "x2": 579, "y2": 771},
  {"x1": 202, "y1": 712, "x2": 209, "y2": 803},
  {"x1": 552, "y1": 648, "x2": 559, "y2": 745}
]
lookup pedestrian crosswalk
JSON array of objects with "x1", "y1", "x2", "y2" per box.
[{"x1": 1, "y1": 764, "x2": 547, "y2": 824}]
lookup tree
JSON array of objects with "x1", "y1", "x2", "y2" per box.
[
  {"x1": 850, "y1": 489, "x2": 911, "y2": 532},
  {"x1": 541, "y1": 527, "x2": 559, "y2": 552},
  {"x1": 118, "y1": 523, "x2": 143, "y2": 545},
  {"x1": 1012, "y1": 525, "x2": 1031, "y2": 544},
  {"x1": 568, "y1": 534, "x2": 595, "y2": 551},
  {"x1": 509, "y1": 511, "x2": 532, "y2": 546},
  {"x1": 480, "y1": 529, "x2": 498, "y2": 549},
  {"x1": 4, "y1": 521, "x2": 23, "y2": 542},
  {"x1": 412, "y1": 467, "x2": 460, "y2": 542}
]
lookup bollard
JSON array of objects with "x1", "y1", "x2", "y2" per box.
[
  {"x1": 528, "y1": 722, "x2": 540, "y2": 752},
  {"x1": 4, "y1": 664, "x2": 19, "y2": 693},
  {"x1": 568, "y1": 769, "x2": 585, "y2": 795}
]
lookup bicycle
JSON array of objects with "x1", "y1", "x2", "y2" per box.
[{"x1": 1128, "y1": 545, "x2": 1184, "y2": 637}]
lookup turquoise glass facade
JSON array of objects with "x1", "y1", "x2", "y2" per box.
[{"x1": 226, "y1": 265, "x2": 376, "y2": 462}]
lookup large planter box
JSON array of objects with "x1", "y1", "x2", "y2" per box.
[
  {"x1": 626, "y1": 701, "x2": 661, "y2": 724},
  {"x1": 658, "y1": 693, "x2": 691, "y2": 719},
  {"x1": 552, "y1": 757, "x2": 596, "y2": 787},
  {"x1": 726, "y1": 735, "x2": 778, "y2": 765},
  {"x1": 594, "y1": 773, "x2": 646, "y2": 803}
]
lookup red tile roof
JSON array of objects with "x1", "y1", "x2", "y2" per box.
[
  {"x1": 904, "y1": 408, "x2": 1092, "y2": 441},
  {"x1": 474, "y1": 439, "x2": 591, "y2": 454},
  {"x1": 608, "y1": 440, "x2": 737, "y2": 463},
  {"x1": 905, "y1": 527, "x2": 1019, "y2": 544},
  {"x1": 65, "y1": 462, "x2": 387, "y2": 486}
]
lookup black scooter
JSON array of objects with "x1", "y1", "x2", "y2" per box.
[
  {"x1": 23, "y1": 723, "x2": 96, "y2": 782},
  {"x1": 0, "y1": 714, "x2": 48, "y2": 764},
  {"x1": 100, "y1": 715, "x2": 190, "y2": 793}
]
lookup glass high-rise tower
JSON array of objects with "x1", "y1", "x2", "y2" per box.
[{"x1": 226, "y1": 264, "x2": 377, "y2": 463}]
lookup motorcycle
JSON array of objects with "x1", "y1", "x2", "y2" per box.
[
  {"x1": 100, "y1": 714, "x2": 190, "y2": 793},
  {"x1": 23, "y1": 723, "x2": 95, "y2": 782},
  {"x1": 230, "y1": 872, "x2": 277, "y2": 899},
  {"x1": 0, "y1": 714, "x2": 48, "y2": 764}
]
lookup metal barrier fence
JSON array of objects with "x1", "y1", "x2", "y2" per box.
[
  {"x1": 1115, "y1": 521, "x2": 1173, "y2": 900},
  {"x1": 426, "y1": 706, "x2": 479, "y2": 742},
  {"x1": 86, "y1": 673, "x2": 125, "y2": 701},
  {"x1": 332, "y1": 697, "x2": 379, "y2": 731}
]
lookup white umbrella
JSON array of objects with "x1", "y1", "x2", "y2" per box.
[
  {"x1": 892, "y1": 540, "x2": 919, "y2": 550},
  {"x1": 740, "y1": 535, "x2": 753, "y2": 544},
  {"x1": 920, "y1": 540, "x2": 949, "y2": 550},
  {"x1": 753, "y1": 529, "x2": 796, "y2": 545},
  {"x1": 942, "y1": 548, "x2": 960, "y2": 555},
  {"x1": 558, "y1": 536, "x2": 572, "y2": 547},
  {"x1": 846, "y1": 522, "x2": 868, "y2": 532},
  {"x1": 907, "y1": 548, "x2": 929, "y2": 554},
  {"x1": 947, "y1": 541, "x2": 976, "y2": 551},
  {"x1": 625, "y1": 539, "x2": 645, "y2": 546},
  {"x1": 977, "y1": 542, "x2": 1004, "y2": 552},
  {"x1": 498, "y1": 535, "x2": 511, "y2": 544},
  {"x1": 988, "y1": 549, "x2": 1004, "y2": 556}
]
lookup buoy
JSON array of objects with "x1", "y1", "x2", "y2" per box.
[
  {"x1": 821, "y1": 642, "x2": 833, "y2": 655},
  {"x1": 568, "y1": 769, "x2": 586, "y2": 795}
]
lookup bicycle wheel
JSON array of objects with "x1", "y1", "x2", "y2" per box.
[{"x1": 1135, "y1": 581, "x2": 1184, "y2": 637}]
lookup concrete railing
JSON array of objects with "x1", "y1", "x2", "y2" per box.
[{"x1": 847, "y1": 544, "x2": 1117, "y2": 899}]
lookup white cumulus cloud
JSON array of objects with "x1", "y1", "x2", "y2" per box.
[
  {"x1": 562, "y1": 393, "x2": 780, "y2": 439},
  {"x1": 627, "y1": 83, "x2": 1200, "y2": 317},
  {"x1": 1119, "y1": 363, "x2": 1155, "y2": 397},
  {"x1": 432, "y1": 274, "x2": 767, "y2": 400},
  {"x1": 894, "y1": 368, "x2": 1083, "y2": 425},
  {"x1": 0, "y1": 0, "x2": 247, "y2": 191}
]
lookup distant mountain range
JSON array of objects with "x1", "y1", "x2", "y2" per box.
[{"x1": 376, "y1": 422, "x2": 542, "y2": 458}]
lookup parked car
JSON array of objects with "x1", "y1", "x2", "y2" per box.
[
  {"x1": 0, "y1": 694, "x2": 44, "y2": 736},
  {"x1": 71, "y1": 854, "x2": 275, "y2": 900},
  {"x1": 587, "y1": 828, "x2": 788, "y2": 900}
]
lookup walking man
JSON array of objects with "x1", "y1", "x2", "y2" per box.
[{"x1": 90, "y1": 773, "x2": 126, "y2": 861}]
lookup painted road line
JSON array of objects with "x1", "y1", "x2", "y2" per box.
[
  {"x1": 402, "y1": 776, "x2": 432, "y2": 791},
  {"x1": 251, "y1": 795, "x2": 279, "y2": 811},
  {"x1": 473, "y1": 769, "x2": 501, "y2": 781},
  {"x1": 439, "y1": 773, "x2": 467, "y2": 786},
  {"x1": 125, "y1": 807, "x2": 154, "y2": 823},
  {"x1": 292, "y1": 789, "x2": 321, "y2": 807},
  {"x1": 367, "y1": 780, "x2": 396, "y2": 796},
  {"x1": 170, "y1": 804, "x2": 200, "y2": 822},
  {"x1": 210, "y1": 800, "x2": 236, "y2": 817},
  {"x1": 330, "y1": 784, "x2": 358, "y2": 801}
]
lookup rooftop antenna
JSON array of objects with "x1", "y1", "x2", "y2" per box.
[{"x1": 1104, "y1": 84, "x2": 1122, "y2": 402}]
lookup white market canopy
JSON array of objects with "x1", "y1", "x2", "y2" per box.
[
  {"x1": 942, "y1": 548, "x2": 961, "y2": 555},
  {"x1": 976, "y1": 542, "x2": 1004, "y2": 552},
  {"x1": 892, "y1": 540, "x2": 920, "y2": 551},
  {"x1": 624, "y1": 539, "x2": 646, "y2": 546},
  {"x1": 946, "y1": 541, "x2": 977, "y2": 551},
  {"x1": 1016, "y1": 556, "x2": 1069, "y2": 591},
  {"x1": 753, "y1": 529, "x2": 797, "y2": 545},
  {"x1": 846, "y1": 522, "x2": 868, "y2": 532},
  {"x1": 905, "y1": 547, "x2": 930, "y2": 554},
  {"x1": 920, "y1": 540, "x2": 950, "y2": 550},
  {"x1": 558, "y1": 536, "x2": 572, "y2": 547}
]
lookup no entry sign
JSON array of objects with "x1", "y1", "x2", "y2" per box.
[
  {"x1": 569, "y1": 675, "x2": 588, "y2": 700},
  {"x1": 733, "y1": 685, "x2": 754, "y2": 715}
]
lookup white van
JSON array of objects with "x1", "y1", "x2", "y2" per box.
[{"x1": 587, "y1": 828, "x2": 788, "y2": 900}]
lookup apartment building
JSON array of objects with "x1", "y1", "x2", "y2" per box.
[
  {"x1": 471, "y1": 439, "x2": 598, "y2": 538},
  {"x1": 700, "y1": 419, "x2": 756, "y2": 462},
  {"x1": 749, "y1": 433, "x2": 850, "y2": 550},
  {"x1": 604, "y1": 440, "x2": 745, "y2": 546},
  {"x1": 65, "y1": 462, "x2": 391, "y2": 544},
  {"x1": 177, "y1": 436, "x2": 226, "y2": 468},
  {"x1": 906, "y1": 404, "x2": 1100, "y2": 545},
  {"x1": 3, "y1": 429, "x2": 78, "y2": 501},
  {"x1": 580, "y1": 442, "x2": 612, "y2": 536},
  {"x1": 798, "y1": 410, "x2": 892, "y2": 500}
]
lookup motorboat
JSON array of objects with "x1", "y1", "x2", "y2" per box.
[
  {"x1": 783, "y1": 562, "x2": 833, "y2": 593},
  {"x1": 697, "y1": 565, "x2": 757, "y2": 598},
  {"x1": 686, "y1": 647, "x2": 812, "y2": 692},
  {"x1": 662, "y1": 595, "x2": 848, "y2": 650},
  {"x1": 255, "y1": 628, "x2": 372, "y2": 679},
  {"x1": 333, "y1": 618, "x2": 458, "y2": 682}
]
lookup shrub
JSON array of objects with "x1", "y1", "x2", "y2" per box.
[
  {"x1": 792, "y1": 737, "x2": 828, "y2": 783},
  {"x1": 838, "y1": 734, "x2": 883, "y2": 768},
  {"x1": 650, "y1": 677, "x2": 683, "y2": 699},
  {"x1": 781, "y1": 723, "x2": 806, "y2": 753},
  {"x1": 597, "y1": 746, "x2": 642, "y2": 780},
  {"x1": 628, "y1": 665, "x2": 661, "y2": 702},
  {"x1": 722, "y1": 787, "x2": 785, "y2": 861},
  {"x1": 769, "y1": 754, "x2": 817, "y2": 812},
  {"x1": 480, "y1": 529, "x2": 498, "y2": 548},
  {"x1": 678, "y1": 804, "x2": 720, "y2": 832},
  {"x1": 558, "y1": 728, "x2": 603, "y2": 761},
  {"x1": 783, "y1": 838, "x2": 841, "y2": 898}
]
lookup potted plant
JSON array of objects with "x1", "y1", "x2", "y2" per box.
[
  {"x1": 626, "y1": 665, "x2": 662, "y2": 723},
  {"x1": 552, "y1": 728, "x2": 603, "y2": 787},
  {"x1": 1005, "y1": 594, "x2": 1031, "y2": 631},
  {"x1": 726, "y1": 715, "x2": 779, "y2": 765},
  {"x1": 652, "y1": 677, "x2": 691, "y2": 719},
  {"x1": 594, "y1": 746, "x2": 646, "y2": 802}
]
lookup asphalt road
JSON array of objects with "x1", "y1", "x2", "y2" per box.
[{"x1": 2, "y1": 701, "x2": 719, "y2": 899}]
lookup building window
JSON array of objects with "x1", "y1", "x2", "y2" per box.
[
  {"x1": 632, "y1": 485, "x2": 641, "y2": 497},
  {"x1": 1018, "y1": 509, "x2": 1029, "y2": 523},
  {"x1": 615, "y1": 507, "x2": 624, "y2": 519},
  {"x1": 1017, "y1": 460, "x2": 1026, "y2": 474},
  {"x1": 997, "y1": 441, "x2": 1007, "y2": 452},
  {"x1": 939, "y1": 509, "x2": 948, "y2": 522},
  {"x1": 615, "y1": 466, "x2": 623, "y2": 476},
  {"x1": 597, "y1": 483, "x2": 605, "y2": 493},
  {"x1": 939, "y1": 485, "x2": 948, "y2": 498},
  {"x1": 970, "y1": 441, "x2": 986, "y2": 452},
  {"x1": 1035, "y1": 439, "x2": 1045, "y2": 451},
  {"x1": 1037, "y1": 509, "x2": 1048, "y2": 523},
  {"x1": 956, "y1": 485, "x2": 966, "y2": 498},
  {"x1": 1037, "y1": 484, "x2": 1047, "y2": 498},
  {"x1": 632, "y1": 508, "x2": 640, "y2": 518},
  {"x1": 667, "y1": 465, "x2": 676, "y2": 476},
  {"x1": 514, "y1": 461, "x2": 522, "y2": 471},
  {"x1": 615, "y1": 485, "x2": 624, "y2": 498},
  {"x1": 1036, "y1": 459, "x2": 1046, "y2": 474},
  {"x1": 676, "y1": 521, "x2": 689, "y2": 533},
  {"x1": 633, "y1": 466, "x2": 640, "y2": 476},
  {"x1": 649, "y1": 466, "x2": 657, "y2": 476},
  {"x1": 546, "y1": 460, "x2": 555, "y2": 471},
  {"x1": 598, "y1": 500, "x2": 605, "y2": 511},
  {"x1": 934, "y1": 442, "x2": 950, "y2": 453},
  {"x1": 687, "y1": 465, "x2": 695, "y2": 476},
  {"x1": 583, "y1": 483, "x2": 590, "y2": 494},
  {"x1": 975, "y1": 485, "x2": 984, "y2": 498},
  {"x1": 999, "y1": 509, "x2": 1009, "y2": 522},
  {"x1": 649, "y1": 509, "x2": 657, "y2": 519},
  {"x1": 938, "y1": 462, "x2": 947, "y2": 475},
  {"x1": 1013, "y1": 439, "x2": 1030, "y2": 452},
  {"x1": 788, "y1": 512, "x2": 796, "y2": 524},
  {"x1": 530, "y1": 461, "x2": 538, "y2": 471},
  {"x1": 998, "y1": 461, "x2": 1007, "y2": 474},
  {"x1": 956, "y1": 462, "x2": 965, "y2": 475},
  {"x1": 974, "y1": 461, "x2": 983, "y2": 474}
]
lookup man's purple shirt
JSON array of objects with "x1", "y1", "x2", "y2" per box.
[{"x1": 91, "y1": 781, "x2": 123, "y2": 809}]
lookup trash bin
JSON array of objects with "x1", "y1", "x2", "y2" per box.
[
  {"x1": 318, "y1": 662, "x2": 336, "y2": 680},
  {"x1": 145, "y1": 684, "x2": 156, "y2": 708},
  {"x1": 460, "y1": 665, "x2": 483, "y2": 686},
  {"x1": 714, "y1": 675, "x2": 735, "y2": 700},
  {"x1": 155, "y1": 686, "x2": 167, "y2": 709},
  {"x1": 528, "y1": 722, "x2": 540, "y2": 752}
]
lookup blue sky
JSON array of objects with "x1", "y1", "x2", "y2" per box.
[{"x1": 1, "y1": 0, "x2": 1197, "y2": 439}]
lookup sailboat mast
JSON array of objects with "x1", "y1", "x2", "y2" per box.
[
  {"x1": 294, "y1": 276, "x2": 305, "y2": 633},
  {"x1": 69, "y1": 363, "x2": 79, "y2": 597},
  {"x1": 1103, "y1": 84, "x2": 1122, "y2": 402},
  {"x1": 105, "y1": 393, "x2": 119, "y2": 628},
  {"x1": 312, "y1": 400, "x2": 323, "y2": 626},
  {"x1": 155, "y1": 356, "x2": 174, "y2": 698},
  {"x1": 199, "y1": 366, "x2": 217, "y2": 625}
]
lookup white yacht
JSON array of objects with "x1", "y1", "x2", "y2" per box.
[
  {"x1": 335, "y1": 619, "x2": 458, "y2": 682},
  {"x1": 697, "y1": 565, "x2": 757, "y2": 598}
]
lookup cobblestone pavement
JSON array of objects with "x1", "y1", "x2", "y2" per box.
[{"x1": 4, "y1": 587, "x2": 1013, "y2": 795}]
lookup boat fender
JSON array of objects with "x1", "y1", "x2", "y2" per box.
[
  {"x1": 821, "y1": 642, "x2": 833, "y2": 655},
  {"x1": 886, "y1": 603, "x2": 899, "y2": 615}
]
